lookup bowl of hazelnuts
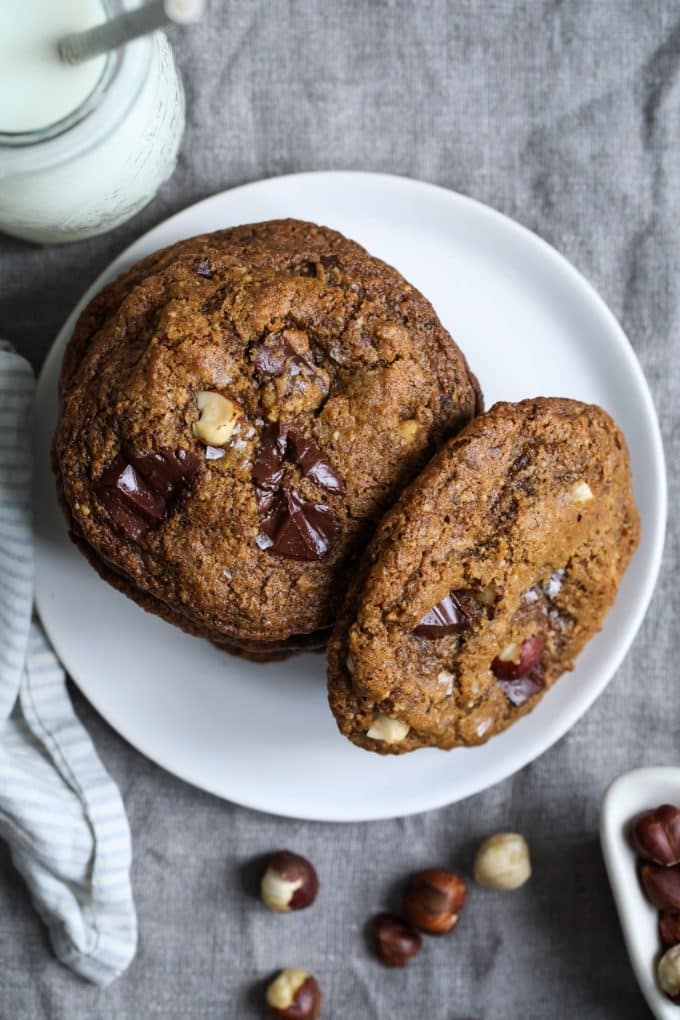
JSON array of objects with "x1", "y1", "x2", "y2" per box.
[{"x1": 601, "y1": 767, "x2": 680, "y2": 1019}]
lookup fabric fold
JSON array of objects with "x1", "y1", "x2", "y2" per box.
[{"x1": 0, "y1": 342, "x2": 137, "y2": 986}]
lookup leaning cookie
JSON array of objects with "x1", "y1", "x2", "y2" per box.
[
  {"x1": 327, "y1": 398, "x2": 640, "y2": 753},
  {"x1": 54, "y1": 219, "x2": 481, "y2": 659}
]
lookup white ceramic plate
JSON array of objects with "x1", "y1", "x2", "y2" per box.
[
  {"x1": 34, "y1": 171, "x2": 666, "y2": 822},
  {"x1": 601, "y1": 768, "x2": 680, "y2": 1020}
]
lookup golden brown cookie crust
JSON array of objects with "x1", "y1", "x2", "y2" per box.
[
  {"x1": 54, "y1": 219, "x2": 481, "y2": 648},
  {"x1": 327, "y1": 398, "x2": 640, "y2": 754}
]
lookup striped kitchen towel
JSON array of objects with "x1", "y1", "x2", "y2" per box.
[{"x1": 0, "y1": 341, "x2": 137, "y2": 986}]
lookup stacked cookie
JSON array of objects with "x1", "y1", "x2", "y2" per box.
[
  {"x1": 54, "y1": 219, "x2": 639, "y2": 752},
  {"x1": 54, "y1": 220, "x2": 480, "y2": 663}
]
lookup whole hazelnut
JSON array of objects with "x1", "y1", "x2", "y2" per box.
[
  {"x1": 265, "y1": 968, "x2": 321, "y2": 1019},
  {"x1": 260, "y1": 851, "x2": 319, "y2": 912},
  {"x1": 491, "y1": 637, "x2": 544, "y2": 681},
  {"x1": 640, "y1": 862, "x2": 680, "y2": 911},
  {"x1": 658, "y1": 945, "x2": 680, "y2": 1003},
  {"x1": 631, "y1": 804, "x2": 680, "y2": 866},
  {"x1": 473, "y1": 832, "x2": 531, "y2": 890},
  {"x1": 372, "y1": 912, "x2": 422, "y2": 967},
  {"x1": 660, "y1": 911, "x2": 680, "y2": 948},
  {"x1": 402, "y1": 868, "x2": 467, "y2": 935}
]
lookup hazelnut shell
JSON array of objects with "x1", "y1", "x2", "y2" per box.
[
  {"x1": 640, "y1": 862, "x2": 680, "y2": 911},
  {"x1": 660, "y1": 911, "x2": 680, "y2": 948},
  {"x1": 631, "y1": 805, "x2": 680, "y2": 867},
  {"x1": 372, "y1": 912, "x2": 422, "y2": 967},
  {"x1": 402, "y1": 868, "x2": 467, "y2": 935},
  {"x1": 260, "y1": 851, "x2": 319, "y2": 912}
]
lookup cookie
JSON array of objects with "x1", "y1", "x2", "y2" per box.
[
  {"x1": 54, "y1": 219, "x2": 481, "y2": 659},
  {"x1": 327, "y1": 398, "x2": 640, "y2": 753}
]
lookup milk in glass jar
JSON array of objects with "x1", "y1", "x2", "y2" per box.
[{"x1": 0, "y1": 0, "x2": 185, "y2": 244}]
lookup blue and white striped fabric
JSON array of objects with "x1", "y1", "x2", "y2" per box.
[{"x1": 0, "y1": 341, "x2": 137, "y2": 986}]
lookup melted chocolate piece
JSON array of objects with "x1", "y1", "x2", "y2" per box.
[
  {"x1": 94, "y1": 447, "x2": 200, "y2": 540},
  {"x1": 196, "y1": 259, "x2": 214, "y2": 278},
  {"x1": 94, "y1": 457, "x2": 158, "y2": 541},
  {"x1": 413, "y1": 592, "x2": 472, "y2": 638},
  {"x1": 498, "y1": 663, "x2": 546, "y2": 707},
  {"x1": 254, "y1": 485, "x2": 277, "y2": 514},
  {"x1": 289, "y1": 431, "x2": 345, "y2": 494},
  {"x1": 259, "y1": 488, "x2": 339, "y2": 561},
  {"x1": 254, "y1": 335, "x2": 318, "y2": 379},
  {"x1": 252, "y1": 422, "x2": 289, "y2": 490},
  {"x1": 126, "y1": 448, "x2": 199, "y2": 500},
  {"x1": 255, "y1": 343, "x2": 288, "y2": 377}
]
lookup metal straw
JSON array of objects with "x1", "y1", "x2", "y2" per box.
[{"x1": 59, "y1": 0, "x2": 203, "y2": 66}]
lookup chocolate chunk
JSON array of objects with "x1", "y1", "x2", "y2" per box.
[
  {"x1": 196, "y1": 259, "x2": 214, "y2": 278},
  {"x1": 413, "y1": 593, "x2": 472, "y2": 638},
  {"x1": 254, "y1": 485, "x2": 277, "y2": 514},
  {"x1": 94, "y1": 457, "x2": 160, "y2": 541},
  {"x1": 126, "y1": 448, "x2": 200, "y2": 501},
  {"x1": 498, "y1": 664, "x2": 546, "y2": 707},
  {"x1": 255, "y1": 343, "x2": 288, "y2": 377},
  {"x1": 254, "y1": 335, "x2": 317, "y2": 378},
  {"x1": 252, "y1": 422, "x2": 289, "y2": 490},
  {"x1": 94, "y1": 447, "x2": 200, "y2": 540},
  {"x1": 259, "y1": 488, "x2": 338, "y2": 560},
  {"x1": 289, "y1": 431, "x2": 345, "y2": 494}
]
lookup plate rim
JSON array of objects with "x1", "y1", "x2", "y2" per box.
[{"x1": 34, "y1": 170, "x2": 667, "y2": 822}]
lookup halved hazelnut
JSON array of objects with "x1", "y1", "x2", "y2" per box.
[
  {"x1": 366, "y1": 716, "x2": 410, "y2": 743},
  {"x1": 193, "y1": 391, "x2": 242, "y2": 446},
  {"x1": 569, "y1": 480, "x2": 593, "y2": 503}
]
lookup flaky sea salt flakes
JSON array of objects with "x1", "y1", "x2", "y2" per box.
[
  {"x1": 476, "y1": 717, "x2": 493, "y2": 738},
  {"x1": 523, "y1": 587, "x2": 539, "y2": 604},
  {"x1": 255, "y1": 533, "x2": 273, "y2": 550},
  {"x1": 437, "y1": 670, "x2": 455, "y2": 697},
  {"x1": 544, "y1": 568, "x2": 565, "y2": 599}
]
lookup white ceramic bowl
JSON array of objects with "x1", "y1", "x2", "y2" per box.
[{"x1": 601, "y1": 767, "x2": 680, "y2": 1020}]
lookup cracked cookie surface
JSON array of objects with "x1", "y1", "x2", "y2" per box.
[
  {"x1": 54, "y1": 219, "x2": 481, "y2": 656},
  {"x1": 327, "y1": 397, "x2": 640, "y2": 752}
]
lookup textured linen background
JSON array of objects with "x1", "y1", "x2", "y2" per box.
[{"x1": 1, "y1": 2, "x2": 678, "y2": 1017}]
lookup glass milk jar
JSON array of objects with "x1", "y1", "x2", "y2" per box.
[{"x1": 0, "y1": 0, "x2": 185, "y2": 244}]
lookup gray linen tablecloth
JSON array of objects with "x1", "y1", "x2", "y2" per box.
[{"x1": 1, "y1": 2, "x2": 677, "y2": 1016}]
